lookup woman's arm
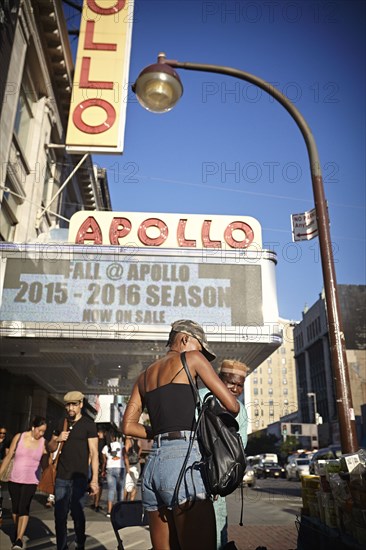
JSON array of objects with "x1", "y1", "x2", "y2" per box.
[
  {"x1": 188, "y1": 351, "x2": 240, "y2": 415},
  {"x1": 122, "y1": 380, "x2": 154, "y2": 439}
]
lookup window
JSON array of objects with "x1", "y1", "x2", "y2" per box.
[
  {"x1": 281, "y1": 347, "x2": 286, "y2": 354},
  {"x1": 253, "y1": 388, "x2": 258, "y2": 395},
  {"x1": 283, "y1": 378, "x2": 287, "y2": 385},
  {"x1": 0, "y1": 199, "x2": 17, "y2": 241},
  {"x1": 282, "y1": 358, "x2": 287, "y2": 365},
  {"x1": 253, "y1": 377, "x2": 258, "y2": 384},
  {"x1": 268, "y1": 388, "x2": 273, "y2": 395},
  {"x1": 282, "y1": 367, "x2": 287, "y2": 374},
  {"x1": 267, "y1": 367, "x2": 272, "y2": 374},
  {"x1": 283, "y1": 388, "x2": 288, "y2": 395},
  {"x1": 0, "y1": 175, "x2": 19, "y2": 240},
  {"x1": 14, "y1": 71, "x2": 36, "y2": 152},
  {"x1": 268, "y1": 378, "x2": 272, "y2": 385}
]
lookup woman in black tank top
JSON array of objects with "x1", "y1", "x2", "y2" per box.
[{"x1": 122, "y1": 319, "x2": 239, "y2": 550}]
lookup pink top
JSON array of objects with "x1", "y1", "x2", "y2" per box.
[{"x1": 10, "y1": 432, "x2": 45, "y2": 484}]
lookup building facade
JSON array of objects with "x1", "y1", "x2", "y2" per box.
[
  {"x1": 0, "y1": 0, "x2": 111, "y2": 243},
  {"x1": 294, "y1": 286, "x2": 366, "y2": 447},
  {"x1": 0, "y1": 0, "x2": 111, "y2": 434},
  {"x1": 245, "y1": 318, "x2": 298, "y2": 435}
]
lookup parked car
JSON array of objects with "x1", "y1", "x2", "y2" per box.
[
  {"x1": 242, "y1": 465, "x2": 256, "y2": 487},
  {"x1": 254, "y1": 461, "x2": 286, "y2": 479},
  {"x1": 286, "y1": 456, "x2": 311, "y2": 480},
  {"x1": 309, "y1": 446, "x2": 342, "y2": 474}
]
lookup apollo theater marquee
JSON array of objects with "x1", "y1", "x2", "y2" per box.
[{"x1": 0, "y1": 211, "x2": 281, "y2": 395}]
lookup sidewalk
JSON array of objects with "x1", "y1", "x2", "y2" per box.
[
  {"x1": 0, "y1": 487, "x2": 299, "y2": 549},
  {"x1": 229, "y1": 524, "x2": 298, "y2": 550}
]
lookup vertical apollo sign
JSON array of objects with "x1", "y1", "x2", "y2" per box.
[{"x1": 66, "y1": 0, "x2": 134, "y2": 154}]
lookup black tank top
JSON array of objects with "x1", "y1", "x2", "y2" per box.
[{"x1": 145, "y1": 384, "x2": 196, "y2": 435}]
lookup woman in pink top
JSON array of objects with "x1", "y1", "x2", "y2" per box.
[{"x1": 0, "y1": 416, "x2": 48, "y2": 550}]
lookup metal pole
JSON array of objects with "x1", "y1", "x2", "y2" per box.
[{"x1": 162, "y1": 57, "x2": 358, "y2": 453}]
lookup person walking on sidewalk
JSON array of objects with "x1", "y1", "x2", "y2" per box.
[
  {"x1": 200, "y1": 359, "x2": 249, "y2": 549},
  {"x1": 124, "y1": 436, "x2": 141, "y2": 501},
  {"x1": 48, "y1": 391, "x2": 98, "y2": 550},
  {"x1": 0, "y1": 416, "x2": 48, "y2": 550},
  {"x1": 122, "y1": 319, "x2": 239, "y2": 550},
  {"x1": 101, "y1": 430, "x2": 125, "y2": 518},
  {"x1": 91, "y1": 426, "x2": 106, "y2": 512}
]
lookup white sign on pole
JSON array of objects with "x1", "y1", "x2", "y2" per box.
[{"x1": 291, "y1": 208, "x2": 318, "y2": 241}]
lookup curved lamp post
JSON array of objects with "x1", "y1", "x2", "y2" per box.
[{"x1": 132, "y1": 53, "x2": 358, "y2": 453}]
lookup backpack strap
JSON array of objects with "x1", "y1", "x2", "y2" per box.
[
  {"x1": 181, "y1": 352, "x2": 200, "y2": 407},
  {"x1": 172, "y1": 353, "x2": 205, "y2": 507}
]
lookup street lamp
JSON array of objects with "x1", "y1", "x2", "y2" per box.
[
  {"x1": 307, "y1": 392, "x2": 318, "y2": 425},
  {"x1": 132, "y1": 53, "x2": 358, "y2": 453}
]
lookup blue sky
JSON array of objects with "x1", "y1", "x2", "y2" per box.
[{"x1": 66, "y1": 0, "x2": 365, "y2": 322}]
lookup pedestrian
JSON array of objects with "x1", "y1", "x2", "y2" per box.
[
  {"x1": 101, "y1": 430, "x2": 125, "y2": 518},
  {"x1": 200, "y1": 359, "x2": 249, "y2": 549},
  {"x1": 0, "y1": 416, "x2": 48, "y2": 550},
  {"x1": 0, "y1": 425, "x2": 11, "y2": 529},
  {"x1": 48, "y1": 391, "x2": 99, "y2": 550},
  {"x1": 124, "y1": 436, "x2": 141, "y2": 501},
  {"x1": 122, "y1": 319, "x2": 239, "y2": 550},
  {"x1": 0, "y1": 425, "x2": 10, "y2": 463},
  {"x1": 91, "y1": 426, "x2": 106, "y2": 512}
]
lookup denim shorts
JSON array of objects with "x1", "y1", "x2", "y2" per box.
[{"x1": 141, "y1": 434, "x2": 208, "y2": 512}]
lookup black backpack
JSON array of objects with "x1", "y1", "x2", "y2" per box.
[
  {"x1": 197, "y1": 392, "x2": 246, "y2": 497},
  {"x1": 174, "y1": 353, "x2": 246, "y2": 501}
]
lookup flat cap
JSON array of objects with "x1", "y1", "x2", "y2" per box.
[
  {"x1": 220, "y1": 359, "x2": 249, "y2": 377},
  {"x1": 64, "y1": 390, "x2": 84, "y2": 403},
  {"x1": 169, "y1": 319, "x2": 216, "y2": 362}
]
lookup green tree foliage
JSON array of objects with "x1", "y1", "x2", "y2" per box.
[
  {"x1": 279, "y1": 436, "x2": 299, "y2": 457},
  {"x1": 246, "y1": 432, "x2": 279, "y2": 456}
]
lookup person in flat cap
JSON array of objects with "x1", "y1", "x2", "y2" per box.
[
  {"x1": 200, "y1": 359, "x2": 249, "y2": 549},
  {"x1": 122, "y1": 319, "x2": 239, "y2": 550},
  {"x1": 48, "y1": 391, "x2": 98, "y2": 550}
]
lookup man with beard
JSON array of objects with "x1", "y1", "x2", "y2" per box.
[{"x1": 48, "y1": 391, "x2": 98, "y2": 550}]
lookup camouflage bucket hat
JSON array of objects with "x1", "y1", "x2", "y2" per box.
[{"x1": 169, "y1": 319, "x2": 216, "y2": 362}]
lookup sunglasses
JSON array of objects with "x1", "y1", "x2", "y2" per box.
[{"x1": 0, "y1": 431, "x2": 6, "y2": 435}]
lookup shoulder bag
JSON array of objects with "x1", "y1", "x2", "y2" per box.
[
  {"x1": 38, "y1": 419, "x2": 67, "y2": 494},
  {"x1": 127, "y1": 439, "x2": 140, "y2": 465},
  {"x1": 0, "y1": 433, "x2": 21, "y2": 482}
]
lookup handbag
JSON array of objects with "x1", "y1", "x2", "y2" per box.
[
  {"x1": 173, "y1": 352, "x2": 246, "y2": 512},
  {"x1": 38, "y1": 460, "x2": 57, "y2": 494},
  {"x1": 0, "y1": 433, "x2": 21, "y2": 482},
  {"x1": 127, "y1": 440, "x2": 140, "y2": 465},
  {"x1": 38, "y1": 419, "x2": 67, "y2": 494}
]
